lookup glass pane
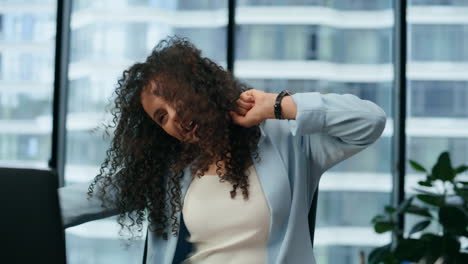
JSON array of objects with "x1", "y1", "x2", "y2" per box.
[
  {"x1": 235, "y1": 1, "x2": 393, "y2": 263},
  {"x1": 406, "y1": 0, "x2": 468, "y2": 236},
  {"x1": 64, "y1": 0, "x2": 228, "y2": 263},
  {"x1": 0, "y1": 0, "x2": 56, "y2": 168}
]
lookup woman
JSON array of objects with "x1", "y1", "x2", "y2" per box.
[{"x1": 59, "y1": 36, "x2": 387, "y2": 264}]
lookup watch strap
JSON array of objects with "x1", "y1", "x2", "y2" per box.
[{"x1": 274, "y1": 90, "x2": 291, "y2": 120}]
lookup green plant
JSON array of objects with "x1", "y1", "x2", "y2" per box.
[{"x1": 368, "y1": 151, "x2": 468, "y2": 264}]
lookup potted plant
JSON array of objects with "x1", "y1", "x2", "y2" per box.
[{"x1": 368, "y1": 151, "x2": 468, "y2": 264}]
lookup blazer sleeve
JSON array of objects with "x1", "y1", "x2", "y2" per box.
[
  {"x1": 58, "y1": 181, "x2": 119, "y2": 228},
  {"x1": 287, "y1": 92, "x2": 387, "y2": 174}
]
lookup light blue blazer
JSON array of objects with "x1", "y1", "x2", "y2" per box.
[{"x1": 59, "y1": 92, "x2": 387, "y2": 264}]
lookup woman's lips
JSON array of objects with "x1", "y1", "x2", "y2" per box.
[
  {"x1": 186, "y1": 124, "x2": 198, "y2": 139},
  {"x1": 190, "y1": 124, "x2": 198, "y2": 136},
  {"x1": 180, "y1": 121, "x2": 192, "y2": 132}
]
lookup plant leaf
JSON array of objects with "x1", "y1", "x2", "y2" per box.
[
  {"x1": 416, "y1": 194, "x2": 444, "y2": 207},
  {"x1": 454, "y1": 187, "x2": 468, "y2": 201},
  {"x1": 420, "y1": 233, "x2": 443, "y2": 260},
  {"x1": 374, "y1": 221, "x2": 394, "y2": 234},
  {"x1": 406, "y1": 205, "x2": 432, "y2": 218},
  {"x1": 412, "y1": 187, "x2": 438, "y2": 196},
  {"x1": 441, "y1": 234, "x2": 461, "y2": 258},
  {"x1": 368, "y1": 244, "x2": 391, "y2": 264},
  {"x1": 417, "y1": 180, "x2": 433, "y2": 187},
  {"x1": 371, "y1": 215, "x2": 386, "y2": 224},
  {"x1": 410, "y1": 160, "x2": 427, "y2": 172},
  {"x1": 394, "y1": 238, "x2": 426, "y2": 261},
  {"x1": 397, "y1": 196, "x2": 414, "y2": 213},
  {"x1": 455, "y1": 252, "x2": 468, "y2": 263},
  {"x1": 427, "y1": 174, "x2": 437, "y2": 182},
  {"x1": 408, "y1": 220, "x2": 431, "y2": 236},
  {"x1": 439, "y1": 206, "x2": 468, "y2": 235},
  {"x1": 384, "y1": 206, "x2": 396, "y2": 214},
  {"x1": 431, "y1": 151, "x2": 454, "y2": 182},
  {"x1": 454, "y1": 165, "x2": 468, "y2": 174}
]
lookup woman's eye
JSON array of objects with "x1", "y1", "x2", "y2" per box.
[{"x1": 159, "y1": 114, "x2": 166, "y2": 124}]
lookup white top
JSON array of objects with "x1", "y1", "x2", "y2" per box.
[{"x1": 181, "y1": 164, "x2": 271, "y2": 264}]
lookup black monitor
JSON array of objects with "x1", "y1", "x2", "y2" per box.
[{"x1": 0, "y1": 167, "x2": 66, "y2": 264}]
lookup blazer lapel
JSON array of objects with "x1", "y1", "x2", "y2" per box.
[{"x1": 251, "y1": 123, "x2": 292, "y2": 262}]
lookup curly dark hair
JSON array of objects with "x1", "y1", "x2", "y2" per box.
[{"x1": 87, "y1": 35, "x2": 262, "y2": 240}]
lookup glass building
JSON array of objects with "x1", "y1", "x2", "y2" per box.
[{"x1": 1, "y1": 0, "x2": 467, "y2": 263}]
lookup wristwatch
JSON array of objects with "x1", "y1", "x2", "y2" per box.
[{"x1": 274, "y1": 90, "x2": 291, "y2": 120}]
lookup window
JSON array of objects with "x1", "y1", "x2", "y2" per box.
[
  {"x1": 411, "y1": 25, "x2": 468, "y2": 61},
  {"x1": 406, "y1": 0, "x2": 468, "y2": 236},
  {"x1": 411, "y1": 81, "x2": 468, "y2": 117},
  {"x1": 5, "y1": 0, "x2": 467, "y2": 263},
  {"x1": 0, "y1": 14, "x2": 4, "y2": 35},
  {"x1": 235, "y1": 2, "x2": 393, "y2": 262},
  {"x1": 411, "y1": 0, "x2": 468, "y2": 6},
  {"x1": 0, "y1": 1, "x2": 56, "y2": 168}
]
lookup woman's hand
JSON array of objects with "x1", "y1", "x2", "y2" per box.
[{"x1": 229, "y1": 89, "x2": 277, "y2": 127}]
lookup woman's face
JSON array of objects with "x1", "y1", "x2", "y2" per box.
[{"x1": 140, "y1": 82, "x2": 199, "y2": 143}]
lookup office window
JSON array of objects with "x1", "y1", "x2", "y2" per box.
[
  {"x1": 174, "y1": 27, "x2": 226, "y2": 62},
  {"x1": 236, "y1": 25, "x2": 391, "y2": 64},
  {"x1": 7, "y1": 0, "x2": 468, "y2": 262},
  {"x1": 235, "y1": 2, "x2": 393, "y2": 263},
  {"x1": 332, "y1": 0, "x2": 390, "y2": 10},
  {"x1": 319, "y1": 27, "x2": 391, "y2": 64},
  {"x1": 238, "y1": 0, "x2": 391, "y2": 10},
  {"x1": 411, "y1": 25, "x2": 468, "y2": 61},
  {"x1": 236, "y1": 25, "x2": 319, "y2": 61},
  {"x1": 0, "y1": 0, "x2": 56, "y2": 168},
  {"x1": 410, "y1": 81, "x2": 468, "y2": 117},
  {"x1": 315, "y1": 245, "x2": 376, "y2": 264},
  {"x1": 176, "y1": 0, "x2": 227, "y2": 10},
  {"x1": 317, "y1": 191, "x2": 390, "y2": 227},
  {"x1": 411, "y1": 0, "x2": 468, "y2": 6},
  {"x1": 409, "y1": 138, "x2": 468, "y2": 171},
  {"x1": 0, "y1": 14, "x2": 3, "y2": 35},
  {"x1": 406, "y1": 0, "x2": 468, "y2": 235}
]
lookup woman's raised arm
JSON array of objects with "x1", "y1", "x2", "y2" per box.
[{"x1": 286, "y1": 92, "x2": 387, "y2": 173}]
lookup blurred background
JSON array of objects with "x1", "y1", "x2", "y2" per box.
[{"x1": 1, "y1": 0, "x2": 467, "y2": 263}]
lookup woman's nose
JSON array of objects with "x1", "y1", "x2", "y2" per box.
[{"x1": 172, "y1": 114, "x2": 189, "y2": 132}]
